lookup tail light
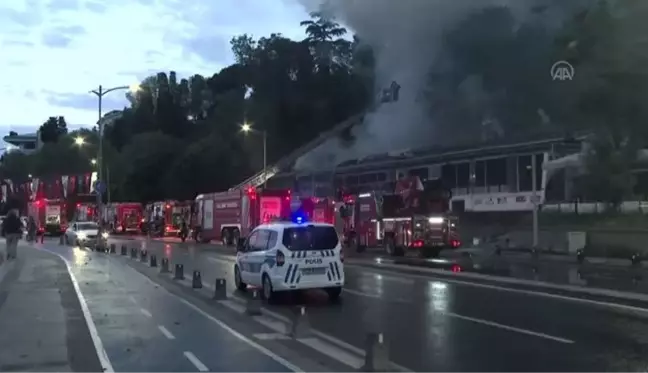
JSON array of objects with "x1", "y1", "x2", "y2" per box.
[
  {"x1": 276, "y1": 251, "x2": 285, "y2": 266},
  {"x1": 165, "y1": 225, "x2": 171, "y2": 232},
  {"x1": 451, "y1": 264, "x2": 462, "y2": 273},
  {"x1": 412, "y1": 240, "x2": 424, "y2": 248},
  {"x1": 451, "y1": 240, "x2": 461, "y2": 248},
  {"x1": 339, "y1": 249, "x2": 344, "y2": 263}
]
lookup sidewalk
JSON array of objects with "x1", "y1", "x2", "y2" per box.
[{"x1": 0, "y1": 243, "x2": 103, "y2": 372}]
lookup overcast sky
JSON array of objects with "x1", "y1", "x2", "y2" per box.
[{"x1": 0, "y1": 0, "x2": 310, "y2": 135}]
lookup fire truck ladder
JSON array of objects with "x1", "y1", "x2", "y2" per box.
[{"x1": 230, "y1": 82, "x2": 401, "y2": 191}]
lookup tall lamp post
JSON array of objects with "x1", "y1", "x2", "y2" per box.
[
  {"x1": 89, "y1": 84, "x2": 138, "y2": 224},
  {"x1": 241, "y1": 123, "x2": 267, "y2": 188}
]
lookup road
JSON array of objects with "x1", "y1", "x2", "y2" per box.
[
  {"x1": 37, "y1": 239, "x2": 341, "y2": 372},
  {"x1": 111, "y1": 237, "x2": 648, "y2": 372}
]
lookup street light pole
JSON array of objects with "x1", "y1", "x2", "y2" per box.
[{"x1": 90, "y1": 84, "x2": 135, "y2": 225}]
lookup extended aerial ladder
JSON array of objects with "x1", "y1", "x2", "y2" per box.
[{"x1": 230, "y1": 81, "x2": 402, "y2": 190}]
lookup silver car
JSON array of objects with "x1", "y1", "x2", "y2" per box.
[{"x1": 65, "y1": 221, "x2": 108, "y2": 247}]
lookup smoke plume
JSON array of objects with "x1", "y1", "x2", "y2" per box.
[{"x1": 292, "y1": 0, "x2": 583, "y2": 171}]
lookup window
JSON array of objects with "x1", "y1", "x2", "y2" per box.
[
  {"x1": 345, "y1": 175, "x2": 358, "y2": 186},
  {"x1": 246, "y1": 231, "x2": 259, "y2": 251},
  {"x1": 441, "y1": 164, "x2": 457, "y2": 188},
  {"x1": 252, "y1": 229, "x2": 270, "y2": 251},
  {"x1": 457, "y1": 163, "x2": 470, "y2": 188},
  {"x1": 282, "y1": 226, "x2": 339, "y2": 251},
  {"x1": 359, "y1": 173, "x2": 378, "y2": 184},
  {"x1": 518, "y1": 155, "x2": 532, "y2": 191},
  {"x1": 474, "y1": 161, "x2": 486, "y2": 187},
  {"x1": 267, "y1": 231, "x2": 278, "y2": 248},
  {"x1": 77, "y1": 223, "x2": 98, "y2": 230},
  {"x1": 376, "y1": 173, "x2": 387, "y2": 182},
  {"x1": 23, "y1": 142, "x2": 36, "y2": 150},
  {"x1": 408, "y1": 167, "x2": 429, "y2": 181},
  {"x1": 486, "y1": 158, "x2": 507, "y2": 186}
]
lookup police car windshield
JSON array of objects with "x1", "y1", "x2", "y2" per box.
[{"x1": 282, "y1": 226, "x2": 338, "y2": 251}]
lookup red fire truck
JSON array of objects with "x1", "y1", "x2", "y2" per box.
[
  {"x1": 106, "y1": 202, "x2": 143, "y2": 233},
  {"x1": 194, "y1": 187, "x2": 293, "y2": 245},
  {"x1": 338, "y1": 176, "x2": 460, "y2": 258},
  {"x1": 28, "y1": 198, "x2": 68, "y2": 236}
]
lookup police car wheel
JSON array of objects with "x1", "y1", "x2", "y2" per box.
[
  {"x1": 262, "y1": 274, "x2": 275, "y2": 302},
  {"x1": 234, "y1": 266, "x2": 246, "y2": 291},
  {"x1": 326, "y1": 287, "x2": 342, "y2": 301}
]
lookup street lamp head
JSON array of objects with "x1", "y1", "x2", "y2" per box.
[
  {"x1": 74, "y1": 136, "x2": 85, "y2": 146},
  {"x1": 91, "y1": 158, "x2": 97, "y2": 165},
  {"x1": 129, "y1": 84, "x2": 141, "y2": 92},
  {"x1": 241, "y1": 123, "x2": 252, "y2": 132}
]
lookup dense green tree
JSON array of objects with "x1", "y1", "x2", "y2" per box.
[{"x1": 38, "y1": 116, "x2": 68, "y2": 143}]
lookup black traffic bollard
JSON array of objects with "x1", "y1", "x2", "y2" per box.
[
  {"x1": 140, "y1": 250, "x2": 148, "y2": 262},
  {"x1": 160, "y1": 258, "x2": 170, "y2": 273},
  {"x1": 576, "y1": 248, "x2": 585, "y2": 264},
  {"x1": 631, "y1": 253, "x2": 642, "y2": 266},
  {"x1": 150, "y1": 255, "x2": 157, "y2": 267},
  {"x1": 174, "y1": 264, "x2": 184, "y2": 280},
  {"x1": 362, "y1": 332, "x2": 391, "y2": 372},
  {"x1": 121, "y1": 245, "x2": 127, "y2": 255},
  {"x1": 289, "y1": 306, "x2": 312, "y2": 338},
  {"x1": 246, "y1": 289, "x2": 262, "y2": 316},
  {"x1": 130, "y1": 248, "x2": 137, "y2": 258},
  {"x1": 59, "y1": 235, "x2": 64, "y2": 245},
  {"x1": 213, "y1": 278, "x2": 227, "y2": 300},
  {"x1": 109, "y1": 243, "x2": 116, "y2": 254},
  {"x1": 192, "y1": 271, "x2": 203, "y2": 289}
]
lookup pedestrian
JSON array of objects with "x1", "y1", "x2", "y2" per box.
[{"x1": 1, "y1": 208, "x2": 23, "y2": 260}]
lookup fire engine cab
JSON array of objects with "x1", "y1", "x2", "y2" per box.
[{"x1": 338, "y1": 176, "x2": 460, "y2": 258}]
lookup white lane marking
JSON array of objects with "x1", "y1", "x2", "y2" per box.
[
  {"x1": 228, "y1": 295, "x2": 412, "y2": 372},
  {"x1": 140, "y1": 308, "x2": 153, "y2": 317},
  {"x1": 254, "y1": 333, "x2": 289, "y2": 340},
  {"x1": 352, "y1": 263, "x2": 648, "y2": 315},
  {"x1": 128, "y1": 295, "x2": 137, "y2": 304},
  {"x1": 37, "y1": 248, "x2": 115, "y2": 373},
  {"x1": 124, "y1": 265, "x2": 303, "y2": 372},
  {"x1": 447, "y1": 312, "x2": 574, "y2": 344},
  {"x1": 343, "y1": 288, "x2": 409, "y2": 304},
  {"x1": 218, "y1": 299, "x2": 246, "y2": 313},
  {"x1": 207, "y1": 256, "x2": 235, "y2": 265},
  {"x1": 158, "y1": 325, "x2": 175, "y2": 340},
  {"x1": 183, "y1": 351, "x2": 209, "y2": 372},
  {"x1": 298, "y1": 337, "x2": 363, "y2": 369}
]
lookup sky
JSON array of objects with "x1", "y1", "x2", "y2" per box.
[{"x1": 0, "y1": 0, "x2": 311, "y2": 136}]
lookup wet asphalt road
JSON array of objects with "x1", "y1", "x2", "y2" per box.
[
  {"x1": 111, "y1": 237, "x2": 648, "y2": 372},
  {"x1": 38, "y1": 241, "x2": 298, "y2": 372}
]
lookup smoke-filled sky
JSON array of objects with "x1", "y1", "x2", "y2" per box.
[{"x1": 293, "y1": 0, "x2": 585, "y2": 171}]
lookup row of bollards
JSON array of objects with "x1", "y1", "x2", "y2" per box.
[
  {"x1": 108, "y1": 242, "x2": 391, "y2": 371},
  {"x1": 493, "y1": 245, "x2": 646, "y2": 267}
]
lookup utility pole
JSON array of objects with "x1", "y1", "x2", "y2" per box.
[{"x1": 531, "y1": 155, "x2": 539, "y2": 248}]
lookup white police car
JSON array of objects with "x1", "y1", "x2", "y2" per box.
[{"x1": 234, "y1": 219, "x2": 344, "y2": 302}]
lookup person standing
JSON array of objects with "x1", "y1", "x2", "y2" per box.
[{"x1": 1, "y1": 209, "x2": 23, "y2": 260}]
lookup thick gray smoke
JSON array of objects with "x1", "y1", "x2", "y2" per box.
[{"x1": 292, "y1": 0, "x2": 583, "y2": 172}]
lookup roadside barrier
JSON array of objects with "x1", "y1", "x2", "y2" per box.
[
  {"x1": 213, "y1": 279, "x2": 227, "y2": 300},
  {"x1": 174, "y1": 264, "x2": 184, "y2": 280},
  {"x1": 160, "y1": 258, "x2": 170, "y2": 273},
  {"x1": 362, "y1": 332, "x2": 391, "y2": 372},
  {"x1": 246, "y1": 289, "x2": 262, "y2": 316},
  {"x1": 289, "y1": 306, "x2": 311, "y2": 339},
  {"x1": 192, "y1": 270, "x2": 203, "y2": 289}
]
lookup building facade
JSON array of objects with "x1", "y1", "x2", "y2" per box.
[
  {"x1": 3, "y1": 131, "x2": 41, "y2": 154},
  {"x1": 268, "y1": 133, "x2": 586, "y2": 212}
]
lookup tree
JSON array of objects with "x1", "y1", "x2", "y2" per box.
[{"x1": 39, "y1": 116, "x2": 68, "y2": 143}]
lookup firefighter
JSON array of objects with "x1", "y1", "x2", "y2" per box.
[{"x1": 179, "y1": 218, "x2": 188, "y2": 242}]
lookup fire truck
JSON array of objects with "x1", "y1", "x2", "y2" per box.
[
  {"x1": 194, "y1": 188, "x2": 293, "y2": 245},
  {"x1": 338, "y1": 176, "x2": 460, "y2": 258},
  {"x1": 146, "y1": 200, "x2": 191, "y2": 236},
  {"x1": 28, "y1": 199, "x2": 67, "y2": 236},
  {"x1": 106, "y1": 202, "x2": 143, "y2": 233}
]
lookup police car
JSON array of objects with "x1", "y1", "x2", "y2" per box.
[{"x1": 234, "y1": 217, "x2": 344, "y2": 302}]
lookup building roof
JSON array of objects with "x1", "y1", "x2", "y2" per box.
[
  {"x1": 278, "y1": 130, "x2": 589, "y2": 178},
  {"x1": 3, "y1": 132, "x2": 38, "y2": 146}
]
